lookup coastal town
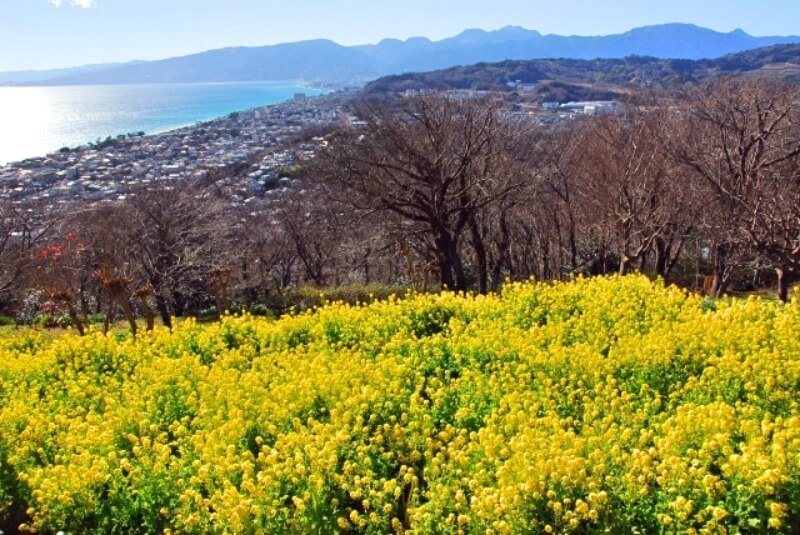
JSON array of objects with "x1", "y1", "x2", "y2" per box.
[
  {"x1": 0, "y1": 89, "x2": 622, "y2": 215},
  {"x1": 0, "y1": 92, "x2": 349, "y2": 210}
]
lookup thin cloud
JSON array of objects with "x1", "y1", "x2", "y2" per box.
[{"x1": 50, "y1": 0, "x2": 94, "y2": 7}]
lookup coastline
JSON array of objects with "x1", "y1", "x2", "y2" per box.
[
  {"x1": 142, "y1": 83, "x2": 332, "y2": 134},
  {"x1": 0, "y1": 81, "x2": 333, "y2": 167},
  {"x1": 0, "y1": 89, "x2": 346, "y2": 208}
]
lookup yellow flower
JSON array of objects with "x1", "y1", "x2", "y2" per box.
[{"x1": 0, "y1": 276, "x2": 798, "y2": 533}]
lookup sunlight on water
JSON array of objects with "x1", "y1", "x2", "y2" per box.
[
  {"x1": 0, "y1": 83, "x2": 323, "y2": 165},
  {"x1": 0, "y1": 87, "x2": 64, "y2": 164}
]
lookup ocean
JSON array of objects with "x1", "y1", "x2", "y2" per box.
[{"x1": 0, "y1": 82, "x2": 326, "y2": 165}]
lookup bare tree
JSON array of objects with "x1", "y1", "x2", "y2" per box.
[
  {"x1": 571, "y1": 107, "x2": 682, "y2": 275},
  {"x1": 674, "y1": 80, "x2": 800, "y2": 300},
  {"x1": 246, "y1": 214, "x2": 299, "y2": 293},
  {"x1": 313, "y1": 93, "x2": 532, "y2": 292},
  {"x1": 277, "y1": 195, "x2": 344, "y2": 287},
  {"x1": 0, "y1": 200, "x2": 52, "y2": 309},
  {"x1": 29, "y1": 232, "x2": 90, "y2": 335},
  {"x1": 124, "y1": 179, "x2": 236, "y2": 327}
]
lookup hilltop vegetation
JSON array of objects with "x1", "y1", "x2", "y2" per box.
[
  {"x1": 364, "y1": 44, "x2": 800, "y2": 97},
  {"x1": 0, "y1": 276, "x2": 798, "y2": 533}
]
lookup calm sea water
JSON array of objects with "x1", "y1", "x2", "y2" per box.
[{"x1": 0, "y1": 82, "x2": 325, "y2": 165}]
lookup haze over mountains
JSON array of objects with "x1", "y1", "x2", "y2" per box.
[
  {"x1": 0, "y1": 61, "x2": 144, "y2": 86},
  {"x1": 2, "y1": 23, "x2": 800, "y2": 86}
]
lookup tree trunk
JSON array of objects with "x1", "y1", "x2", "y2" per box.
[
  {"x1": 67, "y1": 303, "x2": 85, "y2": 337},
  {"x1": 654, "y1": 236, "x2": 669, "y2": 279},
  {"x1": 438, "y1": 253, "x2": 456, "y2": 291},
  {"x1": 79, "y1": 281, "x2": 91, "y2": 319},
  {"x1": 539, "y1": 237, "x2": 551, "y2": 280},
  {"x1": 489, "y1": 210, "x2": 511, "y2": 292},
  {"x1": 103, "y1": 302, "x2": 113, "y2": 335},
  {"x1": 469, "y1": 218, "x2": 489, "y2": 294},
  {"x1": 568, "y1": 220, "x2": 579, "y2": 272},
  {"x1": 137, "y1": 295, "x2": 156, "y2": 331},
  {"x1": 363, "y1": 247, "x2": 372, "y2": 284},
  {"x1": 710, "y1": 273, "x2": 724, "y2": 298},
  {"x1": 215, "y1": 294, "x2": 227, "y2": 320},
  {"x1": 277, "y1": 263, "x2": 293, "y2": 289},
  {"x1": 776, "y1": 267, "x2": 791, "y2": 303},
  {"x1": 172, "y1": 291, "x2": 186, "y2": 318},
  {"x1": 638, "y1": 250, "x2": 648, "y2": 273},
  {"x1": 711, "y1": 243, "x2": 730, "y2": 298},
  {"x1": 451, "y1": 249, "x2": 467, "y2": 292},
  {"x1": 156, "y1": 294, "x2": 172, "y2": 329},
  {"x1": 435, "y1": 231, "x2": 465, "y2": 291},
  {"x1": 449, "y1": 241, "x2": 467, "y2": 292},
  {"x1": 94, "y1": 290, "x2": 104, "y2": 315},
  {"x1": 619, "y1": 255, "x2": 632, "y2": 276},
  {"x1": 117, "y1": 299, "x2": 138, "y2": 338}
]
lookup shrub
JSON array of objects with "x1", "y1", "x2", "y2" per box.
[
  {"x1": 33, "y1": 314, "x2": 55, "y2": 328},
  {"x1": 247, "y1": 303, "x2": 272, "y2": 317},
  {"x1": 88, "y1": 313, "x2": 107, "y2": 325},
  {"x1": 282, "y1": 283, "x2": 406, "y2": 313}
]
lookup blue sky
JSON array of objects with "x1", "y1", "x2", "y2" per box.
[{"x1": 2, "y1": 0, "x2": 799, "y2": 71}]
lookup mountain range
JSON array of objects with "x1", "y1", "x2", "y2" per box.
[{"x1": 2, "y1": 23, "x2": 800, "y2": 86}]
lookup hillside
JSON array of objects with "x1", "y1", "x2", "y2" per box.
[
  {"x1": 0, "y1": 276, "x2": 798, "y2": 532},
  {"x1": 5, "y1": 24, "x2": 800, "y2": 86},
  {"x1": 44, "y1": 41, "x2": 379, "y2": 85},
  {"x1": 363, "y1": 43, "x2": 800, "y2": 97}
]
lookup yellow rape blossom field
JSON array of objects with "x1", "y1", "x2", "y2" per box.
[{"x1": 0, "y1": 276, "x2": 799, "y2": 534}]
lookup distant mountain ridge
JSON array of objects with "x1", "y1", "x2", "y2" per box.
[
  {"x1": 0, "y1": 61, "x2": 143, "y2": 85},
  {"x1": 3, "y1": 23, "x2": 800, "y2": 86}
]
